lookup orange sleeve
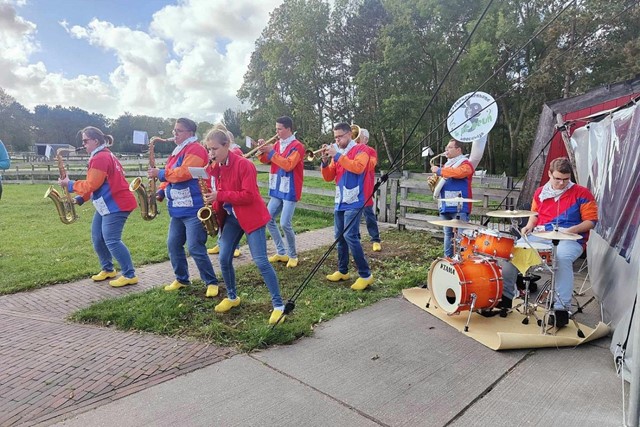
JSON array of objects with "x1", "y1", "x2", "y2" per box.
[
  {"x1": 163, "y1": 153, "x2": 207, "y2": 183},
  {"x1": 257, "y1": 152, "x2": 269, "y2": 164},
  {"x1": 337, "y1": 151, "x2": 369, "y2": 175},
  {"x1": 270, "y1": 150, "x2": 302, "y2": 172},
  {"x1": 441, "y1": 163, "x2": 473, "y2": 179},
  {"x1": 321, "y1": 161, "x2": 336, "y2": 182},
  {"x1": 580, "y1": 199, "x2": 598, "y2": 222},
  {"x1": 73, "y1": 168, "x2": 107, "y2": 200}
]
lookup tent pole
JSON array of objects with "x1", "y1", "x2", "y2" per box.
[{"x1": 628, "y1": 281, "x2": 640, "y2": 426}]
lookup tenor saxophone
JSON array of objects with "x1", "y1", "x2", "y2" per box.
[
  {"x1": 197, "y1": 177, "x2": 219, "y2": 237},
  {"x1": 44, "y1": 147, "x2": 80, "y2": 224},
  {"x1": 129, "y1": 136, "x2": 173, "y2": 220}
]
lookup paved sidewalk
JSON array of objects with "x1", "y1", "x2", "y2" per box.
[{"x1": 0, "y1": 226, "x2": 339, "y2": 427}]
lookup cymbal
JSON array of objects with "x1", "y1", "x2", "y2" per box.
[
  {"x1": 486, "y1": 209, "x2": 538, "y2": 218},
  {"x1": 532, "y1": 230, "x2": 582, "y2": 241},
  {"x1": 428, "y1": 219, "x2": 484, "y2": 230},
  {"x1": 438, "y1": 197, "x2": 481, "y2": 203}
]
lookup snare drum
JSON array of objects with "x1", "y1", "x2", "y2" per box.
[
  {"x1": 473, "y1": 229, "x2": 516, "y2": 259},
  {"x1": 515, "y1": 242, "x2": 552, "y2": 266},
  {"x1": 458, "y1": 230, "x2": 476, "y2": 260},
  {"x1": 428, "y1": 257, "x2": 503, "y2": 314}
]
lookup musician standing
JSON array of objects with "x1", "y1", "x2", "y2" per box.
[
  {"x1": 430, "y1": 138, "x2": 474, "y2": 257},
  {"x1": 148, "y1": 118, "x2": 220, "y2": 297},
  {"x1": 321, "y1": 122, "x2": 374, "y2": 291},
  {"x1": 0, "y1": 139, "x2": 9, "y2": 201},
  {"x1": 207, "y1": 126, "x2": 243, "y2": 258},
  {"x1": 500, "y1": 157, "x2": 598, "y2": 326},
  {"x1": 59, "y1": 127, "x2": 138, "y2": 287},
  {"x1": 203, "y1": 128, "x2": 286, "y2": 324},
  {"x1": 357, "y1": 128, "x2": 381, "y2": 252},
  {"x1": 257, "y1": 116, "x2": 305, "y2": 268}
]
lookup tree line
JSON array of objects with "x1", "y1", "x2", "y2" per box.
[{"x1": 1, "y1": 0, "x2": 638, "y2": 174}]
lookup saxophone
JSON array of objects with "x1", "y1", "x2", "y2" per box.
[
  {"x1": 197, "y1": 176, "x2": 219, "y2": 237},
  {"x1": 428, "y1": 152, "x2": 448, "y2": 195},
  {"x1": 129, "y1": 136, "x2": 173, "y2": 220},
  {"x1": 44, "y1": 147, "x2": 80, "y2": 224}
]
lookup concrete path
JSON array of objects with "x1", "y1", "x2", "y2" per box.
[{"x1": 0, "y1": 225, "x2": 624, "y2": 426}]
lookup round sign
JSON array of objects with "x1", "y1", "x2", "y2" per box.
[{"x1": 446, "y1": 92, "x2": 498, "y2": 142}]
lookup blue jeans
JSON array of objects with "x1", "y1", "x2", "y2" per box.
[
  {"x1": 439, "y1": 212, "x2": 469, "y2": 257},
  {"x1": 335, "y1": 209, "x2": 371, "y2": 278},
  {"x1": 167, "y1": 216, "x2": 218, "y2": 285},
  {"x1": 218, "y1": 215, "x2": 283, "y2": 309},
  {"x1": 362, "y1": 205, "x2": 380, "y2": 242},
  {"x1": 91, "y1": 211, "x2": 135, "y2": 278},
  {"x1": 267, "y1": 197, "x2": 298, "y2": 258},
  {"x1": 501, "y1": 235, "x2": 584, "y2": 310}
]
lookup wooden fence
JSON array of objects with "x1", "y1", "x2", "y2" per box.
[{"x1": 2, "y1": 160, "x2": 519, "y2": 228}]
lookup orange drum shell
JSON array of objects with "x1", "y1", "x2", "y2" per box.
[
  {"x1": 473, "y1": 232, "x2": 515, "y2": 259},
  {"x1": 459, "y1": 235, "x2": 475, "y2": 259},
  {"x1": 428, "y1": 257, "x2": 504, "y2": 314}
]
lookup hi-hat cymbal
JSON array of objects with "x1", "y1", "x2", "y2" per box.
[
  {"x1": 428, "y1": 219, "x2": 484, "y2": 230},
  {"x1": 486, "y1": 209, "x2": 538, "y2": 218},
  {"x1": 532, "y1": 230, "x2": 582, "y2": 241},
  {"x1": 439, "y1": 197, "x2": 481, "y2": 203}
]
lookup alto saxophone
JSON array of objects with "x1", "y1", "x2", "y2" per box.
[
  {"x1": 197, "y1": 177, "x2": 219, "y2": 237},
  {"x1": 44, "y1": 147, "x2": 80, "y2": 224},
  {"x1": 129, "y1": 136, "x2": 173, "y2": 220},
  {"x1": 428, "y1": 152, "x2": 448, "y2": 192}
]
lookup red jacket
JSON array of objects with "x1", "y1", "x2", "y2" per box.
[{"x1": 208, "y1": 151, "x2": 271, "y2": 234}]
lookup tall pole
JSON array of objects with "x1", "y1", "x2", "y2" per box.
[{"x1": 627, "y1": 281, "x2": 640, "y2": 426}]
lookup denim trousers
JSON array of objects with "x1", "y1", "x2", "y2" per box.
[
  {"x1": 439, "y1": 211, "x2": 469, "y2": 257},
  {"x1": 218, "y1": 214, "x2": 284, "y2": 309},
  {"x1": 362, "y1": 205, "x2": 380, "y2": 242},
  {"x1": 334, "y1": 209, "x2": 371, "y2": 278},
  {"x1": 501, "y1": 235, "x2": 584, "y2": 310},
  {"x1": 91, "y1": 211, "x2": 135, "y2": 278},
  {"x1": 167, "y1": 215, "x2": 218, "y2": 286},
  {"x1": 266, "y1": 197, "x2": 298, "y2": 258}
]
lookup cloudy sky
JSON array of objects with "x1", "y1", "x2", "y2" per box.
[{"x1": 0, "y1": 0, "x2": 283, "y2": 122}]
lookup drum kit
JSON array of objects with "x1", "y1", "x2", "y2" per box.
[{"x1": 427, "y1": 198, "x2": 584, "y2": 336}]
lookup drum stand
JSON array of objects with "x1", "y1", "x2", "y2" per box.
[
  {"x1": 512, "y1": 274, "x2": 542, "y2": 325},
  {"x1": 535, "y1": 238, "x2": 585, "y2": 338}
]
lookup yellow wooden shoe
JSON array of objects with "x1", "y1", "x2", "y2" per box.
[
  {"x1": 164, "y1": 280, "x2": 186, "y2": 292},
  {"x1": 234, "y1": 249, "x2": 241, "y2": 257},
  {"x1": 351, "y1": 275, "x2": 374, "y2": 291},
  {"x1": 268, "y1": 309, "x2": 286, "y2": 325},
  {"x1": 109, "y1": 276, "x2": 138, "y2": 288},
  {"x1": 268, "y1": 254, "x2": 289, "y2": 263},
  {"x1": 214, "y1": 297, "x2": 241, "y2": 313},
  {"x1": 205, "y1": 284, "x2": 219, "y2": 297},
  {"x1": 91, "y1": 270, "x2": 117, "y2": 282},
  {"x1": 372, "y1": 242, "x2": 382, "y2": 252},
  {"x1": 326, "y1": 271, "x2": 350, "y2": 282},
  {"x1": 207, "y1": 245, "x2": 220, "y2": 255},
  {"x1": 286, "y1": 258, "x2": 298, "y2": 268}
]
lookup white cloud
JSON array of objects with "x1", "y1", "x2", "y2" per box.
[{"x1": 0, "y1": 0, "x2": 282, "y2": 121}]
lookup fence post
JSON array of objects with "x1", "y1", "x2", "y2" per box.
[
  {"x1": 390, "y1": 177, "x2": 399, "y2": 226},
  {"x1": 377, "y1": 170, "x2": 388, "y2": 223}
]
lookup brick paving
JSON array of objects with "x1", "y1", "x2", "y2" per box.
[{"x1": 0, "y1": 226, "x2": 342, "y2": 427}]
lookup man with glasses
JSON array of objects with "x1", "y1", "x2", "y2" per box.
[
  {"x1": 148, "y1": 117, "x2": 221, "y2": 297},
  {"x1": 430, "y1": 138, "x2": 474, "y2": 257},
  {"x1": 497, "y1": 157, "x2": 598, "y2": 327},
  {"x1": 257, "y1": 116, "x2": 305, "y2": 268},
  {"x1": 321, "y1": 122, "x2": 374, "y2": 291}
]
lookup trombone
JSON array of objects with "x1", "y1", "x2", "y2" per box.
[{"x1": 243, "y1": 134, "x2": 278, "y2": 158}]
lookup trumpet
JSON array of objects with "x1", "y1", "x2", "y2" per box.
[
  {"x1": 243, "y1": 134, "x2": 278, "y2": 158},
  {"x1": 305, "y1": 145, "x2": 330, "y2": 162}
]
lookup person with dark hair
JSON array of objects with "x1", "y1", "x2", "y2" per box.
[
  {"x1": 257, "y1": 116, "x2": 305, "y2": 268},
  {"x1": 58, "y1": 127, "x2": 138, "y2": 287},
  {"x1": 498, "y1": 157, "x2": 598, "y2": 327},
  {"x1": 203, "y1": 128, "x2": 286, "y2": 324},
  {"x1": 148, "y1": 118, "x2": 220, "y2": 297},
  {"x1": 430, "y1": 138, "x2": 474, "y2": 257},
  {"x1": 321, "y1": 122, "x2": 374, "y2": 291},
  {"x1": 0, "y1": 139, "x2": 10, "y2": 201},
  {"x1": 357, "y1": 128, "x2": 381, "y2": 252}
]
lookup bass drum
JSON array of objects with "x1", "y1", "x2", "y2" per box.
[{"x1": 428, "y1": 257, "x2": 503, "y2": 314}]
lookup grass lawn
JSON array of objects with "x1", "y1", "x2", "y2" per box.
[
  {"x1": 0, "y1": 184, "x2": 333, "y2": 294},
  {"x1": 71, "y1": 229, "x2": 442, "y2": 351}
]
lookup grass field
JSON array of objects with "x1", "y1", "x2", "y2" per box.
[
  {"x1": 71, "y1": 229, "x2": 442, "y2": 350},
  {"x1": 0, "y1": 184, "x2": 333, "y2": 294}
]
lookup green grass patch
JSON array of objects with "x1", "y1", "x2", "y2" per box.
[
  {"x1": 71, "y1": 229, "x2": 442, "y2": 351},
  {"x1": 0, "y1": 184, "x2": 332, "y2": 294}
]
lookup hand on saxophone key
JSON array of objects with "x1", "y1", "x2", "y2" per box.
[
  {"x1": 430, "y1": 165, "x2": 440, "y2": 174},
  {"x1": 203, "y1": 190, "x2": 217, "y2": 204},
  {"x1": 147, "y1": 167, "x2": 159, "y2": 179},
  {"x1": 58, "y1": 176, "x2": 70, "y2": 187}
]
